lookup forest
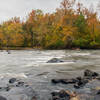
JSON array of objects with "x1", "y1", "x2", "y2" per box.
[{"x1": 0, "y1": 0, "x2": 100, "y2": 49}]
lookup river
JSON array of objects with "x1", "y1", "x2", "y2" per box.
[{"x1": 0, "y1": 50, "x2": 100, "y2": 100}]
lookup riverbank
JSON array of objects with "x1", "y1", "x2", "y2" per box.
[
  {"x1": 1, "y1": 46, "x2": 100, "y2": 50},
  {"x1": 0, "y1": 47, "x2": 43, "y2": 50}
]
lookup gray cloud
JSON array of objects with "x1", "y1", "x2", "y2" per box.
[
  {"x1": 0, "y1": 0, "x2": 62, "y2": 22},
  {"x1": 0, "y1": 0, "x2": 98, "y2": 23}
]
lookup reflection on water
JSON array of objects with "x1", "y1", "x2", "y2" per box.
[{"x1": 0, "y1": 50, "x2": 100, "y2": 99}]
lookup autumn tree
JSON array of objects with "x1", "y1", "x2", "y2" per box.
[
  {"x1": 0, "y1": 0, "x2": 99, "y2": 49},
  {"x1": 60, "y1": 0, "x2": 76, "y2": 15},
  {"x1": 1, "y1": 17, "x2": 24, "y2": 47}
]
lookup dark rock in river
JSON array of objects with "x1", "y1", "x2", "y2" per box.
[
  {"x1": 51, "y1": 90, "x2": 79, "y2": 100},
  {"x1": 16, "y1": 81, "x2": 24, "y2": 87},
  {"x1": 0, "y1": 87, "x2": 10, "y2": 92},
  {"x1": 6, "y1": 86, "x2": 10, "y2": 91},
  {"x1": 52, "y1": 79, "x2": 77, "y2": 84},
  {"x1": 96, "y1": 90, "x2": 100, "y2": 95},
  {"x1": 61, "y1": 79, "x2": 78, "y2": 84},
  {"x1": 9, "y1": 78, "x2": 16, "y2": 84},
  {"x1": 47, "y1": 58, "x2": 64, "y2": 63},
  {"x1": 0, "y1": 96, "x2": 7, "y2": 100},
  {"x1": 94, "y1": 90, "x2": 100, "y2": 100},
  {"x1": 52, "y1": 79, "x2": 61, "y2": 84},
  {"x1": 51, "y1": 90, "x2": 70, "y2": 100},
  {"x1": 84, "y1": 69, "x2": 99, "y2": 79},
  {"x1": 74, "y1": 77, "x2": 89, "y2": 89}
]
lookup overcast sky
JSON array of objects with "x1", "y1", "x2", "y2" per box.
[{"x1": 0, "y1": 0, "x2": 99, "y2": 23}]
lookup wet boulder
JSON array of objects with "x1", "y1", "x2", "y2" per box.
[
  {"x1": 47, "y1": 58, "x2": 64, "y2": 63},
  {"x1": 84, "y1": 69, "x2": 99, "y2": 79},
  {"x1": 96, "y1": 90, "x2": 100, "y2": 95},
  {"x1": 51, "y1": 90, "x2": 79, "y2": 100},
  {"x1": 9, "y1": 78, "x2": 16, "y2": 84},
  {"x1": 51, "y1": 77, "x2": 89, "y2": 89},
  {"x1": 60, "y1": 79, "x2": 78, "y2": 84},
  {"x1": 74, "y1": 77, "x2": 89, "y2": 89},
  {"x1": 16, "y1": 81, "x2": 24, "y2": 87},
  {"x1": 51, "y1": 90, "x2": 70, "y2": 100},
  {"x1": 52, "y1": 79, "x2": 78, "y2": 84},
  {"x1": 52, "y1": 79, "x2": 61, "y2": 84}
]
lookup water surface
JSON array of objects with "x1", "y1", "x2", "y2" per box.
[{"x1": 0, "y1": 50, "x2": 100, "y2": 100}]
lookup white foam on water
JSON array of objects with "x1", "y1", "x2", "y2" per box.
[
  {"x1": 43, "y1": 61, "x2": 75, "y2": 65},
  {"x1": 25, "y1": 56, "x2": 66, "y2": 67},
  {"x1": 72, "y1": 53, "x2": 90, "y2": 56},
  {"x1": 25, "y1": 60, "x2": 75, "y2": 67},
  {"x1": 0, "y1": 73, "x2": 27, "y2": 79},
  {"x1": 43, "y1": 76, "x2": 48, "y2": 79},
  {"x1": 25, "y1": 62, "x2": 39, "y2": 67}
]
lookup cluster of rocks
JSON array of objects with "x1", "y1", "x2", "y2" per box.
[
  {"x1": 52, "y1": 69, "x2": 99, "y2": 89},
  {"x1": 1, "y1": 69, "x2": 100, "y2": 100},
  {"x1": 51, "y1": 69, "x2": 100, "y2": 100},
  {"x1": 51, "y1": 88, "x2": 100, "y2": 100},
  {"x1": 51, "y1": 90, "x2": 79, "y2": 100},
  {"x1": 0, "y1": 78, "x2": 37, "y2": 100}
]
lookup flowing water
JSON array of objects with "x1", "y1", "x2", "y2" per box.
[{"x1": 0, "y1": 50, "x2": 100, "y2": 100}]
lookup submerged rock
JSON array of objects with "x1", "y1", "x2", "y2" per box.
[
  {"x1": 94, "y1": 90, "x2": 100, "y2": 100},
  {"x1": 0, "y1": 86, "x2": 10, "y2": 92},
  {"x1": 7, "y1": 50, "x2": 11, "y2": 54},
  {"x1": 96, "y1": 90, "x2": 100, "y2": 95},
  {"x1": 36, "y1": 72, "x2": 49, "y2": 76},
  {"x1": 47, "y1": 58, "x2": 64, "y2": 63},
  {"x1": 31, "y1": 96, "x2": 37, "y2": 100},
  {"x1": 0, "y1": 96, "x2": 7, "y2": 100}
]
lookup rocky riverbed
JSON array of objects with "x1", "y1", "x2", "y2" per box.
[
  {"x1": 51, "y1": 69, "x2": 100, "y2": 100},
  {"x1": 0, "y1": 50, "x2": 100, "y2": 100},
  {"x1": 1, "y1": 69, "x2": 100, "y2": 100}
]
